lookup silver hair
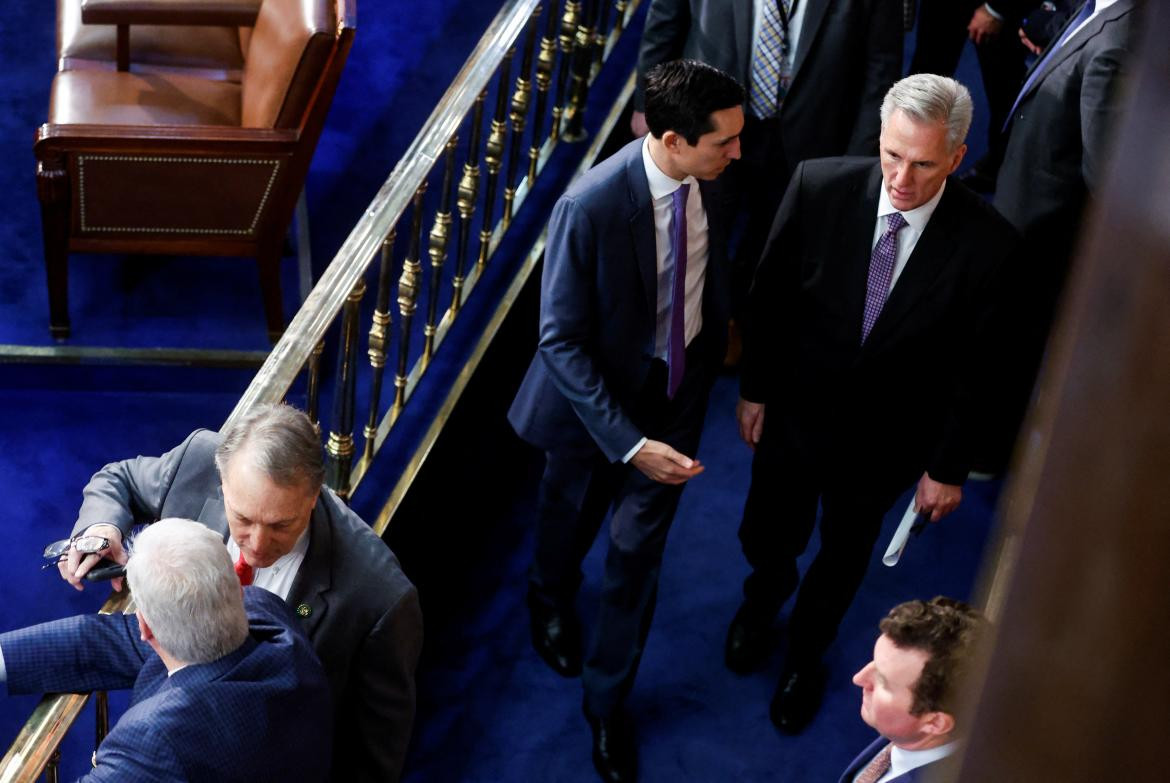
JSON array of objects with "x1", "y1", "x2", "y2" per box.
[
  {"x1": 879, "y1": 74, "x2": 973, "y2": 152},
  {"x1": 214, "y1": 403, "x2": 324, "y2": 491},
  {"x1": 125, "y1": 518, "x2": 248, "y2": 665}
]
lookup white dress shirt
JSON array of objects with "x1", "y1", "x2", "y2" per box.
[
  {"x1": 226, "y1": 526, "x2": 310, "y2": 601},
  {"x1": 622, "y1": 138, "x2": 711, "y2": 463},
  {"x1": 1069, "y1": 0, "x2": 1121, "y2": 40},
  {"x1": 868, "y1": 740, "x2": 960, "y2": 783},
  {"x1": 873, "y1": 179, "x2": 947, "y2": 292}
]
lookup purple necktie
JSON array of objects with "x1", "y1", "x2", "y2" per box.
[
  {"x1": 861, "y1": 212, "x2": 907, "y2": 343},
  {"x1": 667, "y1": 183, "x2": 690, "y2": 398}
]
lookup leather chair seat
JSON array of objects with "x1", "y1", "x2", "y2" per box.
[
  {"x1": 50, "y1": 69, "x2": 242, "y2": 127},
  {"x1": 58, "y1": 0, "x2": 248, "y2": 80}
]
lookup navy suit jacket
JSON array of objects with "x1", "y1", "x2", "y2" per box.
[
  {"x1": 839, "y1": 737, "x2": 954, "y2": 783},
  {"x1": 71, "y1": 430, "x2": 422, "y2": 783},
  {"x1": 2, "y1": 588, "x2": 331, "y2": 782},
  {"x1": 509, "y1": 138, "x2": 731, "y2": 461}
]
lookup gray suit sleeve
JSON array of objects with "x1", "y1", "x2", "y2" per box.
[
  {"x1": 845, "y1": 0, "x2": 904, "y2": 155},
  {"x1": 1079, "y1": 41, "x2": 1129, "y2": 194},
  {"x1": 72, "y1": 430, "x2": 205, "y2": 540},
  {"x1": 635, "y1": 0, "x2": 690, "y2": 111}
]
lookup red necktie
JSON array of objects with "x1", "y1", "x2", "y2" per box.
[{"x1": 234, "y1": 553, "x2": 254, "y2": 586}]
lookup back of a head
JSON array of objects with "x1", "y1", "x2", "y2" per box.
[
  {"x1": 879, "y1": 596, "x2": 988, "y2": 717},
  {"x1": 880, "y1": 73, "x2": 973, "y2": 152},
  {"x1": 643, "y1": 59, "x2": 744, "y2": 145},
  {"x1": 215, "y1": 403, "x2": 325, "y2": 492},
  {"x1": 126, "y1": 518, "x2": 249, "y2": 665}
]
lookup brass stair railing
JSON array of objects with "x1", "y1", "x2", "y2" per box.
[{"x1": 0, "y1": 0, "x2": 644, "y2": 778}]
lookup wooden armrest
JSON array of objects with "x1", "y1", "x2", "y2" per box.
[
  {"x1": 35, "y1": 123, "x2": 299, "y2": 158},
  {"x1": 80, "y1": 0, "x2": 261, "y2": 27}
]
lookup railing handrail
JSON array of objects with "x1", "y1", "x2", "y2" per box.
[{"x1": 224, "y1": 0, "x2": 541, "y2": 433}]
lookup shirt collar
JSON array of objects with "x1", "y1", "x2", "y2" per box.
[
  {"x1": 642, "y1": 136, "x2": 697, "y2": 201},
  {"x1": 876, "y1": 177, "x2": 946, "y2": 234},
  {"x1": 889, "y1": 739, "x2": 960, "y2": 778}
]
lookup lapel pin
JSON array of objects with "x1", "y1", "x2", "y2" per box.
[{"x1": 295, "y1": 603, "x2": 313, "y2": 618}]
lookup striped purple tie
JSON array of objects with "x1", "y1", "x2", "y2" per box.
[
  {"x1": 667, "y1": 183, "x2": 690, "y2": 398},
  {"x1": 862, "y1": 212, "x2": 907, "y2": 343}
]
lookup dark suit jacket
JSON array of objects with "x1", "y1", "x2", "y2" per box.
[
  {"x1": 72, "y1": 430, "x2": 422, "y2": 783},
  {"x1": 743, "y1": 158, "x2": 1019, "y2": 484},
  {"x1": 995, "y1": 0, "x2": 1138, "y2": 253},
  {"x1": 839, "y1": 737, "x2": 957, "y2": 783},
  {"x1": 635, "y1": 0, "x2": 902, "y2": 163},
  {"x1": 508, "y1": 138, "x2": 730, "y2": 461},
  {"x1": 2, "y1": 588, "x2": 331, "y2": 783}
]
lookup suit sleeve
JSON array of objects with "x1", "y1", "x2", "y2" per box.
[
  {"x1": 72, "y1": 431, "x2": 206, "y2": 540},
  {"x1": 350, "y1": 586, "x2": 422, "y2": 783},
  {"x1": 1, "y1": 613, "x2": 149, "y2": 696},
  {"x1": 538, "y1": 195, "x2": 643, "y2": 461},
  {"x1": 1079, "y1": 39, "x2": 1130, "y2": 194},
  {"x1": 740, "y1": 163, "x2": 804, "y2": 405},
  {"x1": 635, "y1": 0, "x2": 690, "y2": 111},
  {"x1": 845, "y1": 0, "x2": 903, "y2": 156}
]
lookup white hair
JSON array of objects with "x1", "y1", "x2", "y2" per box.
[
  {"x1": 880, "y1": 73, "x2": 973, "y2": 152},
  {"x1": 125, "y1": 518, "x2": 248, "y2": 665}
]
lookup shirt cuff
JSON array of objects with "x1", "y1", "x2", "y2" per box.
[
  {"x1": 621, "y1": 437, "x2": 647, "y2": 464},
  {"x1": 982, "y1": 3, "x2": 1005, "y2": 21}
]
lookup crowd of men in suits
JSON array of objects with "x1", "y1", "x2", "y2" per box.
[{"x1": 510, "y1": 0, "x2": 1142, "y2": 780}]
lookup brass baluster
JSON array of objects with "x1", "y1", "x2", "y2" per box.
[
  {"x1": 528, "y1": 0, "x2": 560, "y2": 182},
  {"x1": 504, "y1": 6, "x2": 541, "y2": 225},
  {"x1": 563, "y1": 0, "x2": 600, "y2": 142},
  {"x1": 305, "y1": 339, "x2": 325, "y2": 428},
  {"x1": 477, "y1": 49, "x2": 515, "y2": 269},
  {"x1": 613, "y1": 0, "x2": 630, "y2": 36},
  {"x1": 424, "y1": 136, "x2": 458, "y2": 363},
  {"x1": 95, "y1": 690, "x2": 109, "y2": 746},
  {"x1": 363, "y1": 230, "x2": 397, "y2": 462},
  {"x1": 592, "y1": 0, "x2": 612, "y2": 74},
  {"x1": 551, "y1": 0, "x2": 580, "y2": 142},
  {"x1": 46, "y1": 749, "x2": 60, "y2": 783},
  {"x1": 325, "y1": 278, "x2": 366, "y2": 500},
  {"x1": 451, "y1": 92, "x2": 485, "y2": 316},
  {"x1": 393, "y1": 184, "x2": 428, "y2": 413}
]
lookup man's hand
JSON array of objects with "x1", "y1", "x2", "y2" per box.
[
  {"x1": 967, "y1": 6, "x2": 1003, "y2": 44},
  {"x1": 630, "y1": 110, "x2": 649, "y2": 138},
  {"x1": 914, "y1": 474, "x2": 963, "y2": 522},
  {"x1": 630, "y1": 439, "x2": 704, "y2": 484},
  {"x1": 59, "y1": 523, "x2": 127, "y2": 592},
  {"x1": 1018, "y1": 26, "x2": 1043, "y2": 55},
  {"x1": 736, "y1": 398, "x2": 765, "y2": 450}
]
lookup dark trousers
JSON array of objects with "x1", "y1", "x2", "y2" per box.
[
  {"x1": 529, "y1": 349, "x2": 713, "y2": 717},
  {"x1": 910, "y1": 0, "x2": 1027, "y2": 165},
  {"x1": 736, "y1": 420, "x2": 920, "y2": 670}
]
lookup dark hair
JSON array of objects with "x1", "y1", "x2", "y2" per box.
[
  {"x1": 644, "y1": 60, "x2": 744, "y2": 145},
  {"x1": 879, "y1": 597, "x2": 989, "y2": 716}
]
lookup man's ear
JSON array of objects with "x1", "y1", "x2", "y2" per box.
[
  {"x1": 948, "y1": 143, "x2": 968, "y2": 175},
  {"x1": 137, "y1": 612, "x2": 155, "y2": 644},
  {"x1": 660, "y1": 128, "x2": 683, "y2": 154},
  {"x1": 919, "y1": 709, "x2": 956, "y2": 738}
]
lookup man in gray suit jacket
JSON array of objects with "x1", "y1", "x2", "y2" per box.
[
  {"x1": 633, "y1": 0, "x2": 903, "y2": 319},
  {"x1": 58, "y1": 403, "x2": 422, "y2": 783}
]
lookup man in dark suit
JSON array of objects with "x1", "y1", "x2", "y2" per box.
[
  {"x1": 6, "y1": 518, "x2": 333, "y2": 782},
  {"x1": 508, "y1": 60, "x2": 743, "y2": 782},
  {"x1": 58, "y1": 403, "x2": 421, "y2": 783},
  {"x1": 841, "y1": 597, "x2": 988, "y2": 783},
  {"x1": 727, "y1": 74, "x2": 1018, "y2": 734},
  {"x1": 986, "y1": 0, "x2": 1140, "y2": 469},
  {"x1": 633, "y1": 0, "x2": 903, "y2": 339}
]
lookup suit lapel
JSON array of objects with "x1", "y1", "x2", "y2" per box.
[
  {"x1": 285, "y1": 501, "x2": 331, "y2": 640},
  {"x1": 731, "y1": 0, "x2": 753, "y2": 80},
  {"x1": 791, "y1": 0, "x2": 830, "y2": 81},
  {"x1": 1018, "y1": 0, "x2": 1134, "y2": 107},
  {"x1": 843, "y1": 164, "x2": 886, "y2": 344},
  {"x1": 625, "y1": 142, "x2": 658, "y2": 320},
  {"x1": 864, "y1": 181, "x2": 959, "y2": 346}
]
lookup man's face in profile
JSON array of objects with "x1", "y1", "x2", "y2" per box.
[
  {"x1": 671, "y1": 105, "x2": 744, "y2": 181},
  {"x1": 221, "y1": 450, "x2": 317, "y2": 569},
  {"x1": 852, "y1": 634, "x2": 935, "y2": 744}
]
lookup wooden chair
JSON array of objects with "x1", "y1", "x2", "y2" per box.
[{"x1": 36, "y1": 0, "x2": 355, "y2": 341}]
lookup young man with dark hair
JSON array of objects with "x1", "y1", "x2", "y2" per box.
[
  {"x1": 509, "y1": 59, "x2": 743, "y2": 782},
  {"x1": 841, "y1": 597, "x2": 989, "y2": 782}
]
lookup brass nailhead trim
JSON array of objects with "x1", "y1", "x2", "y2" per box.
[{"x1": 77, "y1": 155, "x2": 282, "y2": 235}]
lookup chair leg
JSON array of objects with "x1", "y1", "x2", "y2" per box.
[
  {"x1": 37, "y1": 160, "x2": 71, "y2": 339},
  {"x1": 257, "y1": 244, "x2": 285, "y2": 343}
]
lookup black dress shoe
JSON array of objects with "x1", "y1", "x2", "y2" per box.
[
  {"x1": 583, "y1": 709, "x2": 637, "y2": 783},
  {"x1": 724, "y1": 602, "x2": 774, "y2": 674},
  {"x1": 528, "y1": 595, "x2": 582, "y2": 677},
  {"x1": 769, "y1": 668, "x2": 825, "y2": 734}
]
